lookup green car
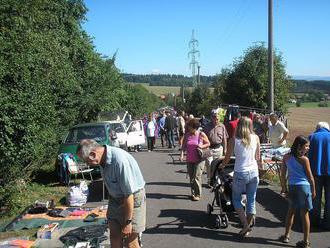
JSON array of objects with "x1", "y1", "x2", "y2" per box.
[{"x1": 56, "y1": 122, "x2": 118, "y2": 167}]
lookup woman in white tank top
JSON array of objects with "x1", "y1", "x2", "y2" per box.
[{"x1": 220, "y1": 116, "x2": 261, "y2": 237}]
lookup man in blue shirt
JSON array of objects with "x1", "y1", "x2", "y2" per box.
[
  {"x1": 308, "y1": 122, "x2": 330, "y2": 230},
  {"x1": 158, "y1": 112, "x2": 167, "y2": 147},
  {"x1": 77, "y1": 139, "x2": 146, "y2": 248}
]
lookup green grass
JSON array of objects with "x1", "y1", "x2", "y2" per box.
[
  {"x1": 0, "y1": 162, "x2": 68, "y2": 238},
  {"x1": 286, "y1": 101, "x2": 328, "y2": 108},
  {"x1": 134, "y1": 83, "x2": 186, "y2": 96},
  {"x1": 132, "y1": 83, "x2": 214, "y2": 96}
]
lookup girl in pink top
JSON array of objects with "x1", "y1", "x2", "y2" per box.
[{"x1": 181, "y1": 118, "x2": 210, "y2": 201}]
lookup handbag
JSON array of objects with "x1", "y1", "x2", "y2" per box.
[
  {"x1": 197, "y1": 131, "x2": 212, "y2": 159},
  {"x1": 197, "y1": 147, "x2": 212, "y2": 159}
]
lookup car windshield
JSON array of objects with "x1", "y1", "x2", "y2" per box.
[
  {"x1": 65, "y1": 126, "x2": 106, "y2": 143},
  {"x1": 109, "y1": 123, "x2": 125, "y2": 133}
]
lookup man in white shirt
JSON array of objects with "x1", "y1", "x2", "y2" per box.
[{"x1": 269, "y1": 113, "x2": 289, "y2": 148}]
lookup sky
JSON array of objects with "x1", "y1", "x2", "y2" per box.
[{"x1": 83, "y1": 0, "x2": 330, "y2": 77}]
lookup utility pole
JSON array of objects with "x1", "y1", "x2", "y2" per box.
[
  {"x1": 197, "y1": 65, "x2": 201, "y2": 84},
  {"x1": 188, "y1": 30, "x2": 200, "y2": 87},
  {"x1": 268, "y1": 0, "x2": 274, "y2": 112}
]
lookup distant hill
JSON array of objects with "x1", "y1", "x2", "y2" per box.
[
  {"x1": 293, "y1": 80, "x2": 330, "y2": 93},
  {"x1": 293, "y1": 75, "x2": 330, "y2": 81},
  {"x1": 122, "y1": 73, "x2": 330, "y2": 93},
  {"x1": 122, "y1": 73, "x2": 216, "y2": 87}
]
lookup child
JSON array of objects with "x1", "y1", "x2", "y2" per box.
[{"x1": 280, "y1": 135, "x2": 316, "y2": 248}]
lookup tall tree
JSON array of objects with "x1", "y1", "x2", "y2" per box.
[{"x1": 213, "y1": 43, "x2": 293, "y2": 112}]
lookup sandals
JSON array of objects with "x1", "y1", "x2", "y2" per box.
[
  {"x1": 296, "y1": 240, "x2": 311, "y2": 248},
  {"x1": 279, "y1": 235, "x2": 290, "y2": 243},
  {"x1": 238, "y1": 226, "x2": 252, "y2": 237}
]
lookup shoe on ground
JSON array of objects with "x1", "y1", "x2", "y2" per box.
[
  {"x1": 296, "y1": 240, "x2": 311, "y2": 248},
  {"x1": 279, "y1": 235, "x2": 290, "y2": 243},
  {"x1": 191, "y1": 196, "x2": 200, "y2": 201},
  {"x1": 238, "y1": 226, "x2": 252, "y2": 238}
]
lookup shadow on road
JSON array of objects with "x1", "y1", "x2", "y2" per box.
[
  {"x1": 144, "y1": 209, "x2": 293, "y2": 247},
  {"x1": 146, "y1": 181, "x2": 190, "y2": 188},
  {"x1": 256, "y1": 188, "x2": 287, "y2": 223},
  {"x1": 256, "y1": 187, "x2": 305, "y2": 232},
  {"x1": 146, "y1": 193, "x2": 190, "y2": 200}
]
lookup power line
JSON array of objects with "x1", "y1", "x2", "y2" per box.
[{"x1": 188, "y1": 29, "x2": 200, "y2": 87}]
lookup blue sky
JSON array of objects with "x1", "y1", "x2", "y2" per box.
[{"x1": 83, "y1": 0, "x2": 330, "y2": 77}]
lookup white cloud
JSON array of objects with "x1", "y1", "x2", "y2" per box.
[{"x1": 151, "y1": 69, "x2": 161, "y2": 74}]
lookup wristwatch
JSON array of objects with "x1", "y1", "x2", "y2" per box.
[{"x1": 125, "y1": 219, "x2": 132, "y2": 225}]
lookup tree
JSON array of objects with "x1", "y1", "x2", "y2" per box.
[
  {"x1": 186, "y1": 84, "x2": 213, "y2": 117},
  {"x1": 0, "y1": 0, "x2": 128, "y2": 213},
  {"x1": 213, "y1": 43, "x2": 293, "y2": 112}
]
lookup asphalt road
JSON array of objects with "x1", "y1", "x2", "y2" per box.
[{"x1": 134, "y1": 144, "x2": 330, "y2": 248}]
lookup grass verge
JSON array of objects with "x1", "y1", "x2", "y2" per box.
[{"x1": 0, "y1": 162, "x2": 67, "y2": 239}]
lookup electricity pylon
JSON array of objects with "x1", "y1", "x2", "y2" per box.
[{"x1": 188, "y1": 30, "x2": 200, "y2": 87}]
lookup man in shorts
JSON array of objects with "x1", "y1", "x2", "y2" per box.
[{"x1": 77, "y1": 139, "x2": 146, "y2": 248}]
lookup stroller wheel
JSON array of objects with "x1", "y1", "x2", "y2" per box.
[
  {"x1": 207, "y1": 204, "x2": 213, "y2": 215},
  {"x1": 215, "y1": 215, "x2": 222, "y2": 229},
  {"x1": 220, "y1": 214, "x2": 229, "y2": 228}
]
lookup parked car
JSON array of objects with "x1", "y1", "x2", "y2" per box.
[
  {"x1": 57, "y1": 122, "x2": 119, "y2": 162},
  {"x1": 105, "y1": 120, "x2": 146, "y2": 150},
  {"x1": 57, "y1": 120, "x2": 146, "y2": 161}
]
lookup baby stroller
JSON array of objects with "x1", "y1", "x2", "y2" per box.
[{"x1": 206, "y1": 158, "x2": 235, "y2": 229}]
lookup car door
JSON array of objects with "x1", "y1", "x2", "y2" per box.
[
  {"x1": 109, "y1": 122, "x2": 127, "y2": 147},
  {"x1": 126, "y1": 120, "x2": 146, "y2": 147}
]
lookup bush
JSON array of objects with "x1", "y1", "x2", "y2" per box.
[
  {"x1": 296, "y1": 101, "x2": 301, "y2": 107},
  {"x1": 318, "y1": 102, "x2": 328, "y2": 107}
]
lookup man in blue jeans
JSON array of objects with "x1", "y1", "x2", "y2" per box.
[
  {"x1": 309, "y1": 121, "x2": 330, "y2": 230},
  {"x1": 164, "y1": 111, "x2": 176, "y2": 148}
]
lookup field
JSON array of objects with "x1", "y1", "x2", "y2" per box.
[
  {"x1": 287, "y1": 107, "x2": 330, "y2": 144},
  {"x1": 134, "y1": 83, "x2": 183, "y2": 95},
  {"x1": 136, "y1": 83, "x2": 214, "y2": 96}
]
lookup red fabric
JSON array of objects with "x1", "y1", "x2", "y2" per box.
[
  {"x1": 228, "y1": 119, "x2": 239, "y2": 139},
  {"x1": 70, "y1": 210, "x2": 88, "y2": 216}
]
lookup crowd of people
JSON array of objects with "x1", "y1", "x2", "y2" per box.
[{"x1": 76, "y1": 107, "x2": 330, "y2": 248}]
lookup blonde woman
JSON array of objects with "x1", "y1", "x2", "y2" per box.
[{"x1": 219, "y1": 116, "x2": 261, "y2": 237}]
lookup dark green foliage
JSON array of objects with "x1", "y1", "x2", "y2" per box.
[
  {"x1": 0, "y1": 0, "x2": 159, "y2": 214},
  {"x1": 318, "y1": 102, "x2": 328, "y2": 107},
  {"x1": 123, "y1": 84, "x2": 164, "y2": 118},
  {"x1": 213, "y1": 43, "x2": 293, "y2": 112},
  {"x1": 185, "y1": 85, "x2": 213, "y2": 117},
  {"x1": 294, "y1": 80, "x2": 330, "y2": 93},
  {"x1": 123, "y1": 73, "x2": 216, "y2": 87},
  {"x1": 299, "y1": 91, "x2": 326, "y2": 103}
]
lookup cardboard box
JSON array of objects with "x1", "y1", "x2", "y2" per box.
[{"x1": 37, "y1": 222, "x2": 59, "y2": 239}]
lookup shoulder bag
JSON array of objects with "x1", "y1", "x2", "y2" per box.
[{"x1": 197, "y1": 132, "x2": 212, "y2": 159}]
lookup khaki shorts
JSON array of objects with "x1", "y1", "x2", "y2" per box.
[{"x1": 107, "y1": 188, "x2": 146, "y2": 233}]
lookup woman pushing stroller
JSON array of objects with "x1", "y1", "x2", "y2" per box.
[{"x1": 219, "y1": 116, "x2": 261, "y2": 237}]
